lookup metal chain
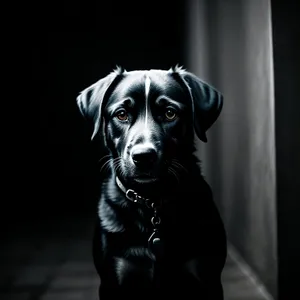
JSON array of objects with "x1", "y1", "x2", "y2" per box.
[{"x1": 150, "y1": 202, "x2": 161, "y2": 228}]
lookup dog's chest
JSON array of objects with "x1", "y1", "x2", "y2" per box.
[
  {"x1": 107, "y1": 217, "x2": 173, "y2": 286},
  {"x1": 98, "y1": 191, "x2": 205, "y2": 286},
  {"x1": 102, "y1": 198, "x2": 185, "y2": 257}
]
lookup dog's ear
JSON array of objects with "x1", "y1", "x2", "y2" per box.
[
  {"x1": 76, "y1": 66, "x2": 124, "y2": 140},
  {"x1": 175, "y1": 68, "x2": 223, "y2": 143}
]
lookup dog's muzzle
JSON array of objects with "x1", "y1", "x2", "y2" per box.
[
  {"x1": 131, "y1": 145, "x2": 158, "y2": 170},
  {"x1": 132, "y1": 147, "x2": 158, "y2": 169}
]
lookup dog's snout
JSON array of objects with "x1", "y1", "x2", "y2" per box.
[{"x1": 132, "y1": 148, "x2": 158, "y2": 167}]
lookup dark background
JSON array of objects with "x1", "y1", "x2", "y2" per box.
[
  {"x1": 22, "y1": 0, "x2": 187, "y2": 217},
  {"x1": 3, "y1": 1, "x2": 300, "y2": 299},
  {"x1": 271, "y1": 1, "x2": 300, "y2": 298}
]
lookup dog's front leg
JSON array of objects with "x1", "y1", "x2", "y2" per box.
[{"x1": 181, "y1": 258, "x2": 224, "y2": 299}]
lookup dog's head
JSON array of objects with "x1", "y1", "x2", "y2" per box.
[{"x1": 77, "y1": 66, "x2": 223, "y2": 190}]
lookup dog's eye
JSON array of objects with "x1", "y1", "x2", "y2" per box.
[
  {"x1": 165, "y1": 108, "x2": 177, "y2": 121},
  {"x1": 116, "y1": 110, "x2": 128, "y2": 121}
]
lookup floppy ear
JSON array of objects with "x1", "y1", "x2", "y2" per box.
[
  {"x1": 76, "y1": 67, "x2": 124, "y2": 140},
  {"x1": 177, "y1": 70, "x2": 223, "y2": 143}
]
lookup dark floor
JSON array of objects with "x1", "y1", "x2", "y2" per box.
[{"x1": 0, "y1": 212, "x2": 274, "y2": 300}]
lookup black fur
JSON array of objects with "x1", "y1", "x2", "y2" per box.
[{"x1": 77, "y1": 66, "x2": 227, "y2": 299}]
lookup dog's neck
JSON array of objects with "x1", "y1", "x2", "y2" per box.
[
  {"x1": 113, "y1": 161, "x2": 200, "y2": 204},
  {"x1": 114, "y1": 175, "x2": 166, "y2": 204},
  {"x1": 105, "y1": 151, "x2": 201, "y2": 206}
]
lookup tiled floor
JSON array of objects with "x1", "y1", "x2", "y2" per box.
[{"x1": 0, "y1": 213, "x2": 274, "y2": 300}]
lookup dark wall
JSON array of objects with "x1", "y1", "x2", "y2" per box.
[
  {"x1": 19, "y1": 1, "x2": 186, "y2": 220},
  {"x1": 271, "y1": 1, "x2": 300, "y2": 299}
]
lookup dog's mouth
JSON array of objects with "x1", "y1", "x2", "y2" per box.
[
  {"x1": 133, "y1": 175, "x2": 158, "y2": 184},
  {"x1": 116, "y1": 161, "x2": 164, "y2": 190},
  {"x1": 130, "y1": 175, "x2": 160, "y2": 197}
]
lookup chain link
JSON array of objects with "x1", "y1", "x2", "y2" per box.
[
  {"x1": 151, "y1": 206, "x2": 161, "y2": 227},
  {"x1": 125, "y1": 188, "x2": 162, "y2": 228}
]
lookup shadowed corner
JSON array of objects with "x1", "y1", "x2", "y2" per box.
[{"x1": 0, "y1": 213, "x2": 100, "y2": 300}]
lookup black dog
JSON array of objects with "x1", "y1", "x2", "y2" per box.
[{"x1": 77, "y1": 66, "x2": 227, "y2": 298}]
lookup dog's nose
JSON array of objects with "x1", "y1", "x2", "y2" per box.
[{"x1": 132, "y1": 148, "x2": 158, "y2": 167}]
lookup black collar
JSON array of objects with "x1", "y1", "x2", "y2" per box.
[
  {"x1": 116, "y1": 176, "x2": 159, "y2": 208},
  {"x1": 116, "y1": 176, "x2": 164, "y2": 256}
]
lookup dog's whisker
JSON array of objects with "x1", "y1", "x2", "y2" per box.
[
  {"x1": 113, "y1": 161, "x2": 121, "y2": 170},
  {"x1": 168, "y1": 169, "x2": 179, "y2": 184},
  {"x1": 116, "y1": 166, "x2": 122, "y2": 175},
  {"x1": 100, "y1": 158, "x2": 114, "y2": 174},
  {"x1": 168, "y1": 167, "x2": 180, "y2": 184},
  {"x1": 113, "y1": 161, "x2": 122, "y2": 174},
  {"x1": 112, "y1": 157, "x2": 121, "y2": 165},
  {"x1": 171, "y1": 159, "x2": 189, "y2": 174},
  {"x1": 98, "y1": 154, "x2": 112, "y2": 164},
  {"x1": 120, "y1": 167, "x2": 126, "y2": 179},
  {"x1": 112, "y1": 157, "x2": 122, "y2": 169},
  {"x1": 110, "y1": 157, "x2": 125, "y2": 178}
]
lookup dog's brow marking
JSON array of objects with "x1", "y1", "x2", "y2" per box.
[{"x1": 144, "y1": 76, "x2": 151, "y2": 130}]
